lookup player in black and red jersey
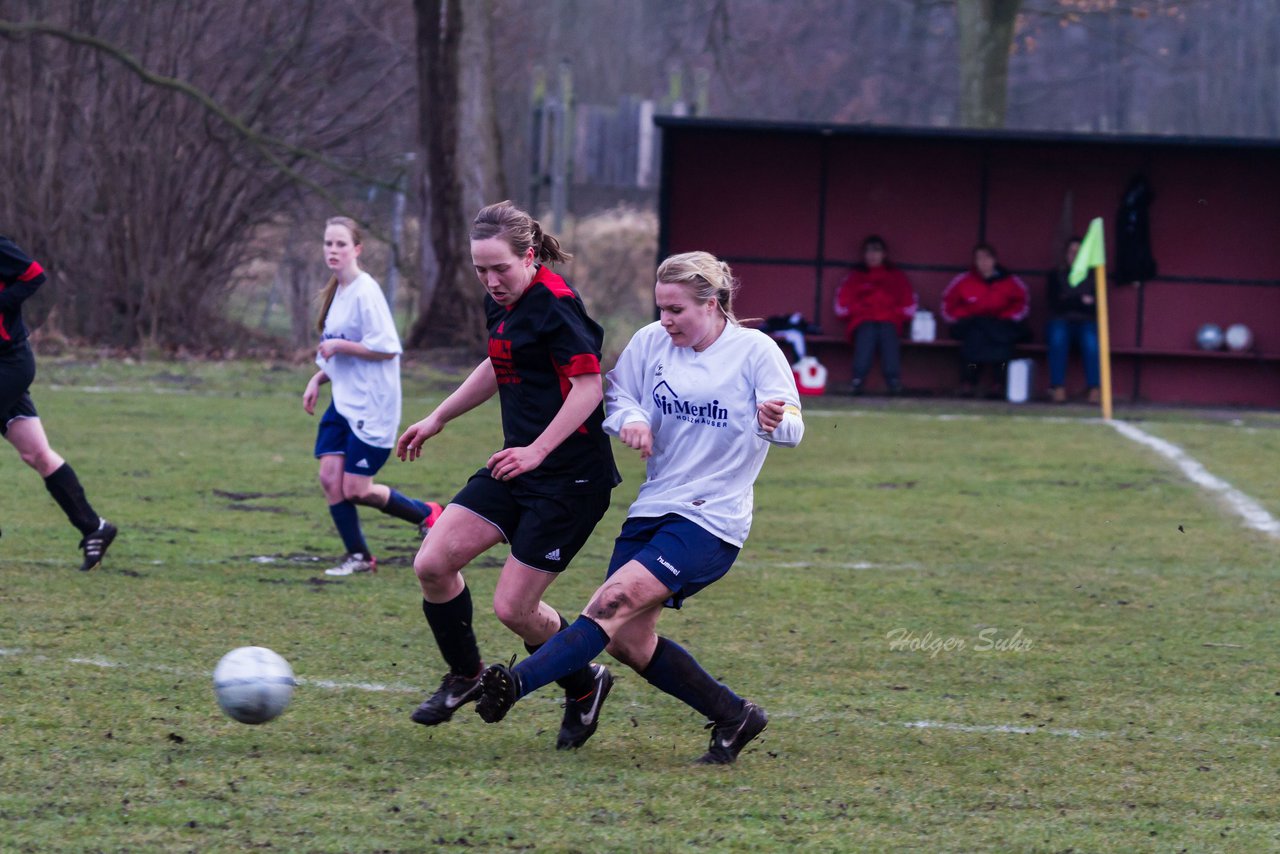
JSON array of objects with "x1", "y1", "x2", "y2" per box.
[
  {"x1": 396, "y1": 201, "x2": 620, "y2": 750},
  {"x1": 0, "y1": 235, "x2": 117, "y2": 570}
]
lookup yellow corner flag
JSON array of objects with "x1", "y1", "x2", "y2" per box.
[
  {"x1": 1069, "y1": 216, "x2": 1105, "y2": 287},
  {"x1": 1068, "y1": 217, "x2": 1113, "y2": 419}
]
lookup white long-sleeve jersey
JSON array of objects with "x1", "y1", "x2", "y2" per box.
[{"x1": 603, "y1": 321, "x2": 804, "y2": 547}]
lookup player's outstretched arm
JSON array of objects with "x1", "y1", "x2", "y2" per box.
[{"x1": 397, "y1": 359, "x2": 499, "y2": 461}]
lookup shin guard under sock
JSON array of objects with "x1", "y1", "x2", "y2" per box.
[
  {"x1": 422, "y1": 588, "x2": 482, "y2": 677},
  {"x1": 511, "y1": 615, "x2": 609, "y2": 699},
  {"x1": 44, "y1": 463, "x2": 100, "y2": 535},
  {"x1": 524, "y1": 614, "x2": 597, "y2": 697},
  {"x1": 639, "y1": 636, "x2": 745, "y2": 722}
]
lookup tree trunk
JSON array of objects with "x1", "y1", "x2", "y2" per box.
[
  {"x1": 956, "y1": 0, "x2": 1021, "y2": 128},
  {"x1": 407, "y1": 0, "x2": 496, "y2": 350}
]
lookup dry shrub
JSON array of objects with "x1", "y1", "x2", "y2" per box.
[
  {"x1": 566, "y1": 207, "x2": 657, "y2": 320},
  {"x1": 562, "y1": 207, "x2": 657, "y2": 365}
]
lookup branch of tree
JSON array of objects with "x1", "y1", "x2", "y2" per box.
[{"x1": 0, "y1": 18, "x2": 400, "y2": 196}]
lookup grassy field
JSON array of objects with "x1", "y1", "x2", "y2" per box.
[{"x1": 2, "y1": 357, "x2": 1278, "y2": 853}]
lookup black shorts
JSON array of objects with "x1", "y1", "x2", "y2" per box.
[
  {"x1": 451, "y1": 469, "x2": 611, "y2": 573},
  {"x1": 0, "y1": 343, "x2": 37, "y2": 436}
]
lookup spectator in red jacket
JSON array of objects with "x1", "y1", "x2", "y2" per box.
[
  {"x1": 941, "y1": 243, "x2": 1030, "y2": 397},
  {"x1": 833, "y1": 235, "x2": 917, "y2": 395}
]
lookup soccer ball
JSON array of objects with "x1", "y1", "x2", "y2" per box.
[
  {"x1": 1225, "y1": 323, "x2": 1253, "y2": 352},
  {"x1": 1195, "y1": 323, "x2": 1224, "y2": 351},
  {"x1": 213, "y1": 646, "x2": 295, "y2": 724}
]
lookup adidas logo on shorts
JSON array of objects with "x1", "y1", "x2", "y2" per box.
[
  {"x1": 544, "y1": 548, "x2": 562, "y2": 561},
  {"x1": 355, "y1": 458, "x2": 370, "y2": 469}
]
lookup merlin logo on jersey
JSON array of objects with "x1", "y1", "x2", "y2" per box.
[{"x1": 652, "y1": 380, "x2": 729, "y2": 428}]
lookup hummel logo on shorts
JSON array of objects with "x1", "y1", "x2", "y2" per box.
[
  {"x1": 656, "y1": 555, "x2": 680, "y2": 575},
  {"x1": 545, "y1": 548, "x2": 562, "y2": 561},
  {"x1": 355, "y1": 458, "x2": 370, "y2": 469}
]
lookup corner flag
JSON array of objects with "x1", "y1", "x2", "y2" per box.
[
  {"x1": 1069, "y1": 217, "x2": 1105, "y2": 287},
  {"x1": 1067, "y1": 216, "x2": 1114, "y2": 419}
]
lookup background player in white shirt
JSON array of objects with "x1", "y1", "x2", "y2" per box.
[
  {"x1": 475, "y1": 251, "x2": 804, "y2": 765},
  {"x1": 301, "y1": 217, "x2": 442, "y2": 576}
]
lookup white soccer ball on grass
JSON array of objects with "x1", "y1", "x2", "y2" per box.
[{"x1": 213, "y1": 646, "x2": 295, "y2": 724}]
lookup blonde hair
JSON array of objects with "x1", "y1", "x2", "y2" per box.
[
  {"x1": 471, "y1": 200, "x2": 571, "y2": 264},
  {"x1": 316, "y1": 216, "x2": 363, "y2": 334},
  {"x1": 655, "y1": 251, "x2": 740, "y2": 325}
]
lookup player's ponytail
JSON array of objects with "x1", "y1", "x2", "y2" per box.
[
  {"x1": 316, "y1": 216, "x2": 363, "y2": 334},
  {"x1": 656, "y1": 251, "x2": 742, "y2": 326},
  {"x1": 472, "y1": 201, "x2": 572, "y2": 265}
]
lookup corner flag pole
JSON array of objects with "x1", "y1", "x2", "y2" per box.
[
  {"x1": 1093, "y1": 262, "x2": 1113, "y2": 421},
  {"x1": 1069, "y1": 217, "x2": 1112, "y2": 420}
]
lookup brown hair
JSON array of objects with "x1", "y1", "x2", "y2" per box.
[
  {"x1": 470, "y1": 201, "x2": 571, "y2": 264},
  {"x1": 655, "y1": 251, "x2": 741, "y2": 325},
  {"x1": 316, "y1": 216, "x2": 363, "y2": 333}
]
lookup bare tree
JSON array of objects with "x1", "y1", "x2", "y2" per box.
[
  {"x1": 407, "y1": 0, "x2": 500, "y2": 350},
  {"x1": 0, "y1": 0, "x2": 414, "y2": 348},
  {"x1": 956, "y1": 0, "x2": 1022, "y2": 127}
]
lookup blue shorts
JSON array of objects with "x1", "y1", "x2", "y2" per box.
[
  {"x1": 606, "y1": 514, "x2": 740, "y2": 609},
  {"x1": 314, "y1": 403, "x2": 390, "y2": 476}
]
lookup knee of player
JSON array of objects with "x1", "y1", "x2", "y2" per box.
[
  {"x1": 317, "y1": 469, "x2": 341, "y2": 493},
  {"x1": 21, "y1": 445, "x2": 55, "y2": 472},
  {"x1": 585, "y1": 591, "x2": 632, "y2": 623},
  {"x1": 413, "y1": 547, "x2": 456, "y2": 586},
  {"x1": 491, "y1": 596, "x2": 529, "y2": 631},
  {"x1": 341, "y1": 483, "x2": 368, "y2": 504}
]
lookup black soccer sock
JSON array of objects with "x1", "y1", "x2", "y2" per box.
[
  {"x1": 422, "y1": 587, "x2": 482, "y2": 678},
  {"x1": 525, "y1": 614, "x2": 597, "y2": 698},
  {"x1": 43, "y1": 463, "x2": 101, "y2": 536},
  {"x1": 380, "y1": 489, "x2": 432, "y2": 525},
  {"x1": 639, "y1": 636, "x2": 746, "y2": 722}
]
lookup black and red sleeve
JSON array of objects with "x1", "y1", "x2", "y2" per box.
[
  {"x1": 543, "y1": 294, "x2": 602, "y2": 378},
  {"x1": 0, "y1": 236, "x2": 46, "y2": 312}
]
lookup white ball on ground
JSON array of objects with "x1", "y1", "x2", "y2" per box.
[
  {"x1": 213, "y1": 646, "x2": 295, "y2": 724},
  {"x1": 1225, "y1": 323, "x2": 1253, "y2": 352}
]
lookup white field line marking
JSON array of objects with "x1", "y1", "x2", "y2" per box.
[
  {"x1": 50, "y1": 651, "x2": 420, "y2": 693},
  {"x1": 1109, "y1": 420, "x2": 1280, "y2": 538},
  {"x1": 6, "y1": 648, "x2": 1275, "y2": 747},
  {"x1": 901, "y1": 719, "x2": 1095, "y2": 739}
]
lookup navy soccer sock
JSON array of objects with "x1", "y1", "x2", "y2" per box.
[
  {"x1": 511, "y1": 615, "x2": 609, "y2": 699},
  {"x1": 328, "y1": 501, "x2": 369, "y2": 556},
  {"x1": 381, "y1": 489, "x2": 432, "y2": 525},
  {"x1": 422, "y1": 588, "x2": 482, "y2": 678},
  {"x1": 639, "y1": 636, "x2": 746, "y2": 722},
  {"x1": 43, "y1": 463, "x2": 100, "y2": 535},
  {"x1": 524, "y1": 614, "x2": 597, "y2": 698}
]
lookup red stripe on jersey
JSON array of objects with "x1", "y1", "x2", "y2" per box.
[
  {"x1": 533, "y1": 265, "x2": 574, "y2": 299},
  {"x1": 560, "y1": 353, "x2": 601, "y2": 377},
  {"x1": 552, "y1": 356, "x2": 592, "y2": 434},
  {"x1": 18, "y1": 261, "x2": 44, "y2": 282}
]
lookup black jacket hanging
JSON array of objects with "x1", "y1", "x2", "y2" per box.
[{"x1": 1115, "y1": 174, "x2": 1157, "y2": 283}]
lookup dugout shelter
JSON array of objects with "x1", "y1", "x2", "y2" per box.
[{"x1": 655, "y1": 116, "x2": 1280, "y2": 407}]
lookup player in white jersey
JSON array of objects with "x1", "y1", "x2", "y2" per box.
[
  {"x1": 302, "y1": 217, "x2": 441, "y2": 576},
  {"x1": 474, "y1": 251, "x2": 804, "y2": 764}
]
